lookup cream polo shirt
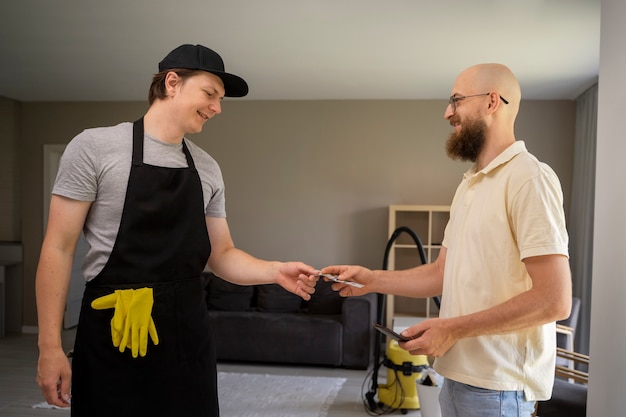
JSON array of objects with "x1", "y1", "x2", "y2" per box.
[{"x1": 433, "y1": 141, "x2": 569, "y2": 401}]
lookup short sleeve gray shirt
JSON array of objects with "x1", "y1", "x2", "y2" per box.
[{"x1": 53, "y1": 122, "x2": 226, "y2": 280}]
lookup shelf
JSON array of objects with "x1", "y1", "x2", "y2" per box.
[{"x1": 386, "y1": 205, "x2": 450, "y2": 328}]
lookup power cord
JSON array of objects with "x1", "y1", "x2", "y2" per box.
[{"x1": 361, "y1": 359, "x2": 408, "y2": 415}]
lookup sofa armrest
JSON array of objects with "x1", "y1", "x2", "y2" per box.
[{"x1": 341, "y1": 293, "x2": 377, "y2": 369}]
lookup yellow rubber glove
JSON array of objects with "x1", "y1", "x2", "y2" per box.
[
  {"x1": 119, "y1": 287, "x2": 159, "y2": 358},
  {"x1": 91, "y1": 289, "x2": 133, "y2": 348}
]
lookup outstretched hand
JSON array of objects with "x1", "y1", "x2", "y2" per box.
[
  {"x1": 275, "y1": 262, "x2": 319, "y2": 301},
  {"x1": 319, "y1": 265, "x2": 374, "y2": 296}
]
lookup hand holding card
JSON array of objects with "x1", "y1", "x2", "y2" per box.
[{"x1": 318, "y1": 273, "x2": 364, "y2": 288}]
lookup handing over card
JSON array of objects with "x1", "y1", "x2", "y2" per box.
[{"x1": 318, "y1": 273, "x2": 365, "y2": 288}]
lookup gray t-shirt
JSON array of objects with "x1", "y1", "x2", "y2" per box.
[{"x1": 53, "y1": 122, "x2": 226, "y2": 281}]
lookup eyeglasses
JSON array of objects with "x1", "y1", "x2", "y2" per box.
[{"x1": 448, "y1": 93, "x2": 509, "y2": 113}]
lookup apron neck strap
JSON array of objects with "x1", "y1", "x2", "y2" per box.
[{"x1": 132, "y1": 118, "x2": 196, "y2": 169}]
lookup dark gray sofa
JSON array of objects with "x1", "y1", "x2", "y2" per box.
[{"x1": 203, "y1": 273, "x2": 377, "y2": 369}]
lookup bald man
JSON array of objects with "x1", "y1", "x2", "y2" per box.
[{"x1": 320, "y1": 64, "x2": 572, "y2": 417}]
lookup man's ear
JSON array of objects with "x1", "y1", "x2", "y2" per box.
[
  {"x1": 486, "y1": 92, "x2": 500, "y2": 114},
  {"x1": 164, "y1": 72, "x2": 181, "y2": 96}
]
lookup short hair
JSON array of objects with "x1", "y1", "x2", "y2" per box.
[{"x1": 148, "y1": 69, "x2": 199, "y2": 105}]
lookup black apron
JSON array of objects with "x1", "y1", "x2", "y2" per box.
[{"x1": 71, "y1": 119, "x2": 216, "y2": 417}]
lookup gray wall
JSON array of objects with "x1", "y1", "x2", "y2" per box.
[{"x1": 2, "y1": 98, "x2": 574, "y2": 327}]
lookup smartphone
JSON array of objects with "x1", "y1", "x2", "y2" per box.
[{"x1": 372, "y1": 323, "x2": 411, "y2": 342}]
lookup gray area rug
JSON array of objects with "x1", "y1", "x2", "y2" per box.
[{"x1": 218, "y1": 372, "x2": 347, "y2": 417}]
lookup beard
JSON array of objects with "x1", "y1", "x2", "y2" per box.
[{"x1": 445, "y1": 115, "x2": 487, "y2": 162}]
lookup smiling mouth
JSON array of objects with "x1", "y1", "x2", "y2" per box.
[{"x1": 198, "y1": 111, "x2": 209, "y2": 120}]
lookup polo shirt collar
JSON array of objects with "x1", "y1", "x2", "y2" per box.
[{"x1": 464, "y1": 140, "x2": 527, "y2": 179}]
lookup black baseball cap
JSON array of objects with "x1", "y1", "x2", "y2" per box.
[{"x1": 158, "y1": 44, "x2": 249, "y2": 97}]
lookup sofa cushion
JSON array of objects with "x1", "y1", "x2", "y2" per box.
[
  {"x1": 306, "y1": 281, "x2": 343, "y2": 315},
  {"x1": 256, "y1": 284, "x2": 303, "y2": 313},
  {"x1": 209, "y1": 311, "x2": 343, "y2": 366},
  {"x1": 536, "y1": 378, "x2": 587, "y2": 417},
  {"x1": 206, "y1": 274, "x2": 255, "y2": 311}
]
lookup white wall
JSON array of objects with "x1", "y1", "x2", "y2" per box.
[{"x1": 588, "y1": 0, "x2": 626, "y2": 415}]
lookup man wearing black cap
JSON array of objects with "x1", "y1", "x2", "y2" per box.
[{"x1": 35, "y1": 44, "x2": 319, "y2": 416}]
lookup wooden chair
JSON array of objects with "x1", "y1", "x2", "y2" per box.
[
  {"x1": 535, "y1": 347, "x2": 589, "y2": 417},
  {"x1": 556, "y1": 297, "x2": 580, "y2": 352},
  {"x1": 556, "y1": 324, "x2": 575, "y2": 376}
]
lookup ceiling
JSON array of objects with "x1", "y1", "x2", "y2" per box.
[{"x1": 1, "y1": 0, "x2": 600, "y2": 102}]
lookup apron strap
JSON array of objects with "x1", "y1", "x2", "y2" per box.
[
  {"x1": 132, "y1": 118, "x2": 144, "y2": 166},
  {"x1": 132, "y1": 117, "x2": 196, "y2": 170}
]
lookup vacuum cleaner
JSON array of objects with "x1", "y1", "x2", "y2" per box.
[{"x1": 364, "y1": 226, "x2": 441, "y2": 415}]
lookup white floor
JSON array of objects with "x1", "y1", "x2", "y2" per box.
[{"x1": 0, "y1": 328, "x2": 423, "y2": 417}]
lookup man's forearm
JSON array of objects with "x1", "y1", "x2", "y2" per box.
[
  {"x1": 447, "y1": 286, "x2": 567, "y2": 340},
  {"x1": 373, "y1": 261, "x2": 444, "y2": 299},
  {"x1": 36, "y1": 247, "x2": 73, "y2": 350},
  {"x1": 208, "y1": 246, "x2": 280, "y2": 285}
]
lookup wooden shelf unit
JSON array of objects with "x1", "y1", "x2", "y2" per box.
[{"x1": 385, "y1": 205, "x2": 450, "y2": 328}]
